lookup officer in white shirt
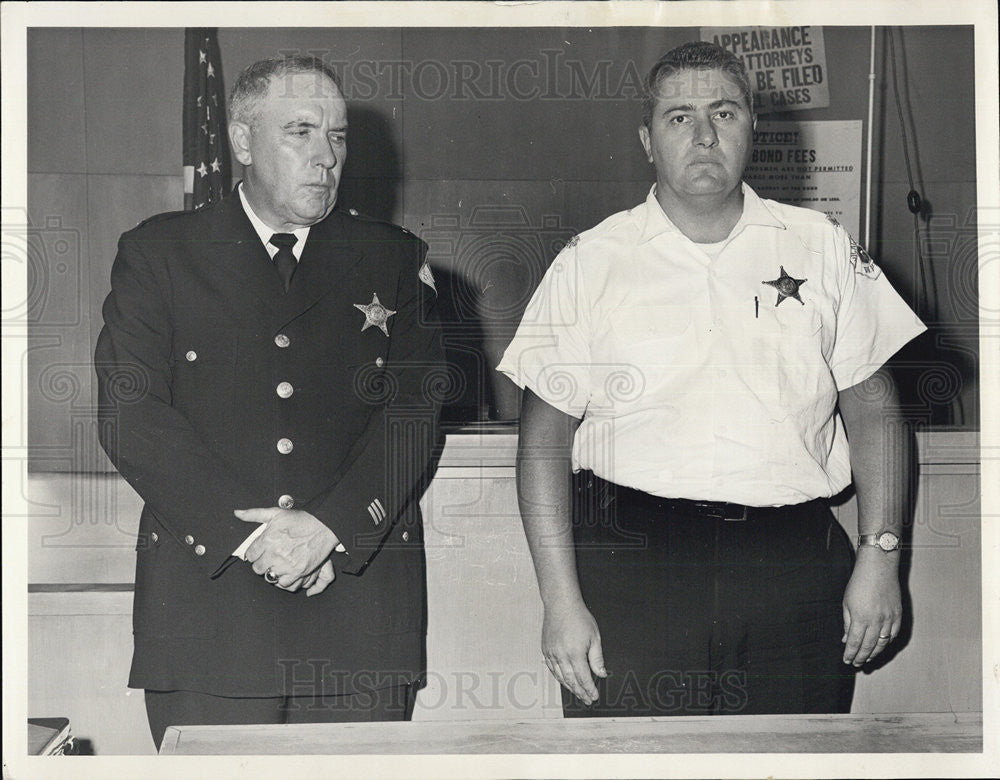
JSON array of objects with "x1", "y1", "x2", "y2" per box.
[{"x1": 497, "y1": 41, "x2": 925, "y2": 716}]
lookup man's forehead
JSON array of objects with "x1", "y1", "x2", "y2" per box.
[
  {"x1": 264, "y1": 71, "x2": 343, "y2": 102},
  {"x1": 652, "y1": 67, "x2": 746, "y2": 104}
]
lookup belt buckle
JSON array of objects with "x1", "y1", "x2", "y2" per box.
[
  {"x1": 724, "y1": 503, "x2": 750, "y2": 521},
  {"x1": 692, "y1": 501, "x2": 726, "y2": 521}
]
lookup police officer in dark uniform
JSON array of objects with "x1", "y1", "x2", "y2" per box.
[{"x1": 95, "y1": 55, "x2": 445, "y2": 749}]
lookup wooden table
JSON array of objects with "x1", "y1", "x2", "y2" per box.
[{"x1": 160, "y1": 712, "x2": 982, "y2": 755}]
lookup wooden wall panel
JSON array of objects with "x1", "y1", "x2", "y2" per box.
[
  {"x1": 399, "y1": 27, "x2": 671, "y2": 183},
  {"x1": 28, "y1": 474, "x2": 141, "y2": 584},
  {"x1": 417, "y1": 473, "x2": 563, "y2": 720},
  {"x1": 29, "y1": 592, "x2": 153, "y2": 755},
  {"x1": 27, "y1": 29, "x2": 87, "y2": 174},
  {"x1": 25, "y1": 173, "x2": 93, "y2": 471},
  {"x1": 81, "y1": 28, "x2": 184, "y2": 176}
]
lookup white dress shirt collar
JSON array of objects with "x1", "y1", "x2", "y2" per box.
[
  {"x1": 639, "y1": 182, "x2": 787, "y2": 244},
  {"x1": 237, "y1": 182, "x2": 311, "y2": 260}
]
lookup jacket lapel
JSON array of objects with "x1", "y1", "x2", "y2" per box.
[
  {"x1": 203, "y1": 192, "x2": 286, "y2": 322},
  {"x1": 275, "y1": 208, "x2": 364, "y2": 328}
]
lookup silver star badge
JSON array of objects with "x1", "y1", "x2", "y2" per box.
[
  {"x1": 762, "y1": 266, "x2": 807, "y2": 306},
  {"x1": 354, "y1": 293, "x2": 396, "y2": 336}
]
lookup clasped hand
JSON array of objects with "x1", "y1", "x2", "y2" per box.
[{"x1": 235, "y1": 507, "x2": 340, "y2": 596}]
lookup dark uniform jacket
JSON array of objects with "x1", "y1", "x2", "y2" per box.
[{"x1": 95, "y1": 191, "x2": 445, "y2": 697}]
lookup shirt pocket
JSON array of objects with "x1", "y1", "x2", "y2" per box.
[
  {"x1": 712, "y1": 299, "x2": 821, "y2": 409},
  {"x1": 764, "y1": 304, "x2": 833, "y2": 412}
]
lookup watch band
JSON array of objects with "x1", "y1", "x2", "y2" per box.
[{"x1": 857, "y1": 531, "x2": 901, "y2": 552}]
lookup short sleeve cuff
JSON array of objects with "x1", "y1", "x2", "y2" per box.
[
  {"x1": 831, "y1": 319, "x2": 926, "y2": 391},
  {"x1": 497, "y1": 355, "x2": 588, "y2": 419}
]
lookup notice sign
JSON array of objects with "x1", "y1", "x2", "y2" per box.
[
  {"x1": 700, "y1": 26, "x2": 829, "y2": 114},
  {"x1": 744, "y1": 120, "x2": 862, "y2": 237}
]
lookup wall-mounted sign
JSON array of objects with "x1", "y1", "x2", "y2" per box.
[
  {"x1": 744, "y1": 120, "x2": 863, "y2": 238},
  {"x1": 700, "y1": 26, "x2": 829, "y2": 114}
]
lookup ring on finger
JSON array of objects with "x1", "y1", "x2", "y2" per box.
[{"x1": 264, "y1": 569, "x2": 279, "y2": 584}]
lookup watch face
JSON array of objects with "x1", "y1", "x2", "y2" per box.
[{"x1": 877, "y1": 532, "x2": 900, "y2": 551}]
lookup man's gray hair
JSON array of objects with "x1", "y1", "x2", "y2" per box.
[
  {"x1": 641, "y1": 41, "x2": 753, "y2": 127},
  {"x1": 229, "y1": 55, "x2": 343, "y2": 126}
]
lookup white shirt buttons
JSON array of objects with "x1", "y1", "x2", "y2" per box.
[
  {"x1": 277, "y1": 438, "x2": 293, "y2": 455},
  {"x1": 185, "y1": 351, "x2": 197, "y2": 362},
  {"x1": 184, "y1": 534, "x2": 194, "y2": 545},
  {"x1": 274, "y1": 334, "x2": 290, "y2": 348},
  {"x1": 194, "y1": 544, "x2": 206, "y2": 556},
  {"x1": 276, "y1": 382, "x2": 293, "y2": 398}
]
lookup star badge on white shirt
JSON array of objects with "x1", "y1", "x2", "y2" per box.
[
  {"x1": 762, "y1": 266, "x2": 807, "y2": 306},
  {"x1": 354, "y1": 293, "x2": 396, "y2": 336}
]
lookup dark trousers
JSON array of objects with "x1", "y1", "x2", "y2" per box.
[
  {"x1": 146, "y1": 684, "x2": 417, "y2": 751},
  {"x1": 563, "y1": 473, "x2": 856, "y2": 717}
]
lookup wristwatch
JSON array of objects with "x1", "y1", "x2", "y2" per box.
[{"x1": 857, "y1": 530, "x2": 901, "y2": 552}]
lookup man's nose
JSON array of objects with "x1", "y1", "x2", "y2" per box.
[
  {"x1": 313, "y1": 136, "x2": 338, "y2": 168},
  {"x1": 693, "y1": 118, "x2": 718, "y2": 147}
]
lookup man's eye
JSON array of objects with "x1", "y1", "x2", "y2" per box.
[
  {"x1": 715, "y1": 111, "x2": 735, "y2": 121},
  {"x1": 669, "y1": 115, "x2": 689, "y2": 125}
]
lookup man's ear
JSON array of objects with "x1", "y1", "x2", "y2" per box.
[
  {"x1": 638, "y1": 124, "x2": 653, "y2": 163},
  {"x1": 229, "y1": 121, "x2": 253, "y2": 166}
]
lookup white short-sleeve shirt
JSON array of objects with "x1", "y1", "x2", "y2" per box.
[{"x1": 497, "y1": 184, "x2": 926, "y2": 506}]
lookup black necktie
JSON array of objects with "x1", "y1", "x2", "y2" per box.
[{"x1": 269, "y1": 233, "x2": 298, "y2": 292}]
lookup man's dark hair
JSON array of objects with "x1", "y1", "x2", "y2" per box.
[
  {"x1": 641, "y1": 41, "x2": 753, "y2": 127},
  {"x1": 229, "y1": 55, "x2": 343, "y2": 126}
]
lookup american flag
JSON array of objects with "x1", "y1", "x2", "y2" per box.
[{"x1": 183, "y1": 28, "x2": 231, "y2": 210}]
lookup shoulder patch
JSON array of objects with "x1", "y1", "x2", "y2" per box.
[
  {"x1": 418, "y1": 261, "x2": 437, "y2": 295},
  {"x1": 848, "y1": 235, "x2": 882, "y2": 280},
  {"x1": 563, "y1": 234, "x2": 580, "y2": 250},
  {"x1": 825, "y1": 214, "x2": 842, "y2": 229}
]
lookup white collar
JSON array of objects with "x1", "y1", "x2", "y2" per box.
[
  {"x1": 238, "y1": 182, "x2": 311, "y2": 259},
  {"x1": 639, "y1": 182, "x2": 786, "y2": 244}
]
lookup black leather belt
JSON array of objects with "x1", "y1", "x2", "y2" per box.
[
  {"x1": 578, "y1": 472, "x2": 822, "y2": 522},
  {"x1": 660, "y1": 498, "x2": 755, "y2": 520},
  {"x1": 645, "y1": 495, "x2": 825, "y2": 522}
]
